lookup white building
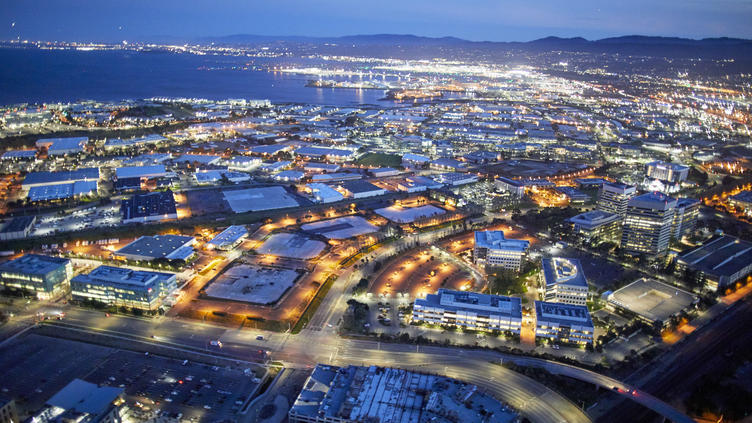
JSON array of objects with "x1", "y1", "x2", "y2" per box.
[
  {"x1": 534, "y1": 301, "x2": 594, "y2": 345},
  {"x1": 541, "y1": 257, "x2": 588, "y2": 306},
  {"x1": 413, "y1": 288, "x2": 522, "y2": 333},
  {"x1": 473, "y1": 230, "x2": 530, "y2": 271}
]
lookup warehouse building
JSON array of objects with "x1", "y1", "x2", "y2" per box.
[
  {"x1": 121, "y1": 190, "x2": 178, "y2": 224},
  {"x1": 71, "y1": 265, "x2": 177, "y2": 311},
  {"x1": 206, "y1": 225, "x2": 248, "y2": 250},
  {"x1": 0, "y1": 215, "x2": 36, "y2": 241},
  {"x1": 115, "y1": 235, "x2": 195, "y2": 262},
  {"x1": 338, "y1": 180, "x2": 386, "y2": 199},
  {"x1": 35, "y1": 136, "x2": 88, "y2": 156},
  {"x1": 0, "y1": 254, "x2": 72, "y2": 300},
  {"x1": 675, "y1": 235, "x2": 752, "y2": 292},
  {"x1": 413, "y1": 288, "x2": 522, "y2": 333}
]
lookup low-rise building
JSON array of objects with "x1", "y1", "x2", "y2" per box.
[
  {"x1": 606, "y1": 278, "x2": 697, "y2": 326},
  {"x1": 541, "y1": 257, "x2": 589, "y2": 306},
  {"x1": 568, "y1": 210, "x2": 622, "y2": 243},
  {"x1": 338, "y1": 180, "x2": 386, "y2": 199},
  {"x1": 36, "y1": 136, "x2": 87, "y2": 156},
  {"x1": 729, "y1": 190, "x2": 752, "y2": 216},
  {"x1": 675, "y1": 235, "x2": 752, "y2": 292},
  {"x1": 645, "y1": 160, "x2": 689, "y2": 183},
  {"x1": 206, "y1": 225, "x2": 248, "y2": 250},
  {"x1": 0, "y1": 254, "x2": 72, "y2": 300},
  {"x1": 115, "y1": 235, "x2": 195, "y2": 262},
  {"x1": 71, "y1": 265, "x2": 177, "y2": 311},
  {"x1": 0, "y1": 215, "x2": 36, "y2": 241},
  {"x1": 121, "y1": 189, "x2": 178, "y2": 224},
  {"x1": 473, "y1": 230, "x2": 530, "y2": 271},
  {"x1": 534, "y1": 301, "x2": 594, "y2": 345},
  {"x1": 29, "y1": 379, "x2": 124, "y2": 423},
  {"x1": 413, "y1": 288, "x2": 522, "y2": 333},
  {"x1": 306, "y1": 183, "x2": 344, "y2": 203},
  {"x1": 432, "y1": 172, "x2": 478, "y2": 186}
]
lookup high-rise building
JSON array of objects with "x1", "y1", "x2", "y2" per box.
[
  {"x1": 473, "y1": 230, "x2": 530, "y2": 271},
  {"x1": 672, "y1": 198, "x2": 700, "y2": 239},
  {"x1": 541, "y1": 257, "x2": 589, "y2": 306},
  {"x1": 597, "y1": 182, "x2": 636, "y2": 218},
  {"x1": 621, "y1": 192, "x2": 677, "y2": 256}
]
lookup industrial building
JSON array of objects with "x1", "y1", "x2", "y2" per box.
[
  {"x1": 645, "y1": 161, "x2": 689, "y2": 183},
  {"x1": 29, "y1": 379, "x2": 124, "y2": 423},
  {"x1": 71, "y1": 265, "x2": 177, "y2": 311},
  {"x1": 729, "y1": 190, "x2": 752, "y2": 216},
  {"x1": 606, "y1": 278, "x2": 697, "y2": 326},
  {"x1": 0, "y1": 215, "x2": 36, "y2": 241},
  {"x1": 0, "y1": 254, "x2": 72, "y2": 300},
  {"x1": 338, "y1": 180, "x2": 386, "y2": 199},
  {"x1": 289, "y1": 364, "x2": 517, "y2": 423},
  {"x1": 306, "y1": 183, "x2": 344, "y2": 203},
  {"x1": 596, "y1": 182, "x2": 636, "y2": 218},
  {"x1": 675, "y1": 235, "x2": 752, "y2": 292},
  {"x1": 22, "y1": 168, "x2": 100, "y2": 201},
  {"x1": 412, "y1": 288, "x2": 522, "y2": 333},
  {"x1": 568, "y1": 210, "x2": 622, "y2": 243},
  {"x1": 35, "y1": 136, "x2": 88, "y2": 156},
  {"x1": 294, "y1": 145, "x2": 357, "y2": 161},
  {"x1": 206, "y1": 225, "x2": 248, "y2": 250},
  {"x1": 431, "y1": 172, "x2": 478, "y2": 186},
  {"x1": 541, "y1": 257, "x2": 589, "y2": 306},
  {"x1": 534, "y1": 301, "x2": 594, "y2": 345},
  {"x1": 120, "y1": 190, "x2": 178, "y2": 224},
  {"x1": 621, "y1": 192, "x2": 677, "y2": 256},
  {"x1": 115, "y1": 235, "x2": 195, "y2": 261},
  {"x1": 473, "y1": 230, "x2": 530, "y2": 270}
]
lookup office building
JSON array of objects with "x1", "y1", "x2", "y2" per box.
[
  {"x1": 115, "y1": 235, "x2": 195, "y2": 261},
  {"x1": 534, "y1": 301, "x2": 594, "y2": 345},
  {"x1": 606, "y1": 278, "x2": 697, "y2": 327},
  {"x1": 621, "y1": 192, "x2": 677, "y2": 256},
  {"x1": 596, "y1": 182, "x2": 636, "y2": 218},
  {"x1": 473, "y1": 230, "x2": 530, "y2": 271},
  {"x1": 541, "y1": 258, "x2": 588, "y2": 306},
  {"x1": 672, "y1": 198, "x2": 700, "y2": 239},
  {"x1": 412, "y1": 288, "x2": 522, "y2": 333},
  {"x1": 568, "y1": 210, "x2": 622, "y2": 243},
  {"x1": 289, "y1": 364, "x2": 517, "y2": 423},
  {"x1": 676, "y1": 235, "x2": 752, "y2": 291},
  {"x1": 0, "y1": 254, "x2": 72, "y2": 300},
  {"x1": 206, "y1": 225, "x2": 248, "y2": 250},
  {"x1": 495, "y1": 177, "x2": 525, "y2": 197},
  {"x1": 120, "y1": 190, "x2": 178, "y2": 224},
  {"x1": 29, "y1": 378, "x2": 125, "y2": 423},
  {"x1": 71, "y1": 265, "x2": 177, "y2": 311},
  {"x1": 645, "y1": 161, "x2": 689, "y2": 183}
]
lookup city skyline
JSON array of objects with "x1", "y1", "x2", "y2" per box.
[{"x1": 2, "y1": 0, "x2": 752, "y2": 42}]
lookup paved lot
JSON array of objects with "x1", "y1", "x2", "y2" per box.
[{"x1": 0, "y1": 333, "x2": 259, "y2": 422}]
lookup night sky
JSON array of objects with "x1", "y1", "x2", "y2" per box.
[{"x1": 1, "y1": 0, "x2": 751, "y2": 42}]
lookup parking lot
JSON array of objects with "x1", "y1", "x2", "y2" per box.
[
  {"x1": 0, "y1": 333, "x2": 259, "y2": 422},
  {"x1": 31, "y1": 205, "x2": 121, "y2": 237}
]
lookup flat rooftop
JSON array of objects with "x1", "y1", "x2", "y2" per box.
[
  {"x1": 677, "y1": 235, "x2": 752, "y2": 278},
  {"x1": 207, "y1": 225, "x2": 248, "y2": 248},
  {"x1": 121, "y1": 190, "x2": 177, "y2": 220},
  {"x1": 535, "y1": 301, "x2": 593, "y2": 325},
  {"x1": 74, "y1": 265, "x2": 174, "y2": 289},
  {"x1": 475, "y1": 230, "x2": 529, "y2": 252},
  {"x1": 0, "y1": 254, "x2": 69, "y2": 275},
  {"x1": 116, "y1": 235, "x2": 195, "y2": 260},
  {"x1": 608, "y1": 278, "x2": 697, "y2": 323},
  {"x1": 256, "y1": 233, "x2": 326, "y2": 259},
  {"x1": 23, "y1": 168, "x2": 99, "y2": 187},
  {"x1": 542, "y1": 257, "x2": 588, "y2": 289},
  {"x1": 374, "y1": 204, "x2": 446, "y2": 224},
  {"x1": 569, "y1": 210, "x2": 620, "y2": 226},
  {"x1": 46, "y1": 379, "x2": 122, "y2": 415},
  {"x1": 223, "y1": 186, "x2": 301, "y2": 213},
  {"x1": 417, "y1": 288, "x2": 522, "y2": 318},
  {"x1": 301, "y1": 216, "x2": 378, "y2": 239},
  {"x1": 205, "y1": 265, "x2": 299, "y2": 305}
]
